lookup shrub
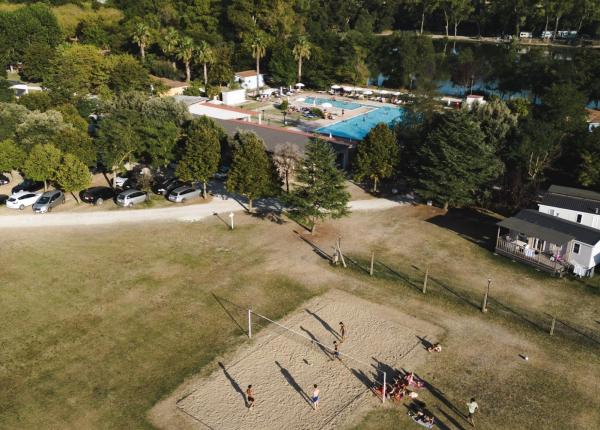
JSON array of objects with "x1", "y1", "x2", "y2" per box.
[
  {"x1": 279, "y1": 99, "x2": 289, "y2": 111},
  {"x1": 310, "y1": 107, "x2": 324, "y2": 118}
]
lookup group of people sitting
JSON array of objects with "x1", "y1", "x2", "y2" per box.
[{"x1": 375, "y1": 371, "x2": 425, "y2": 402}]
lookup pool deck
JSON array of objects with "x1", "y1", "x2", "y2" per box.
[{"x1": 289, "y1": 91, "x2": 401, "y2": 135}]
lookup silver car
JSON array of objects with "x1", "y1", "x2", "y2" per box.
[
  {"x1": 168, "y1": 184, "x2": 202, "y2": 203},
  {"x1": 32, "y1": 190, "x2": 65, "y2": 213},
  {"x1": 116, "y1": 189, "x2": 148, "y2": 207}
]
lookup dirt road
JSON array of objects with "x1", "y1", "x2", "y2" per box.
[{"x1": 0, "y1": 197, "x2": 406, "y2": 229}]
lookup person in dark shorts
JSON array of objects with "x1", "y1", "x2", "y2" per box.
[
  {"x1": 312, "y1": 384, "x2": 320, "y2": 410},
  {"x1": 339, "y1": 322, "x2": 346, "y2": 342},
  {"x1": 332, "y1": 340, "x2": 340, "y2": 360},
  {"x1": 246, "y1": 385, "x2": 255, "y2": 410},
  {"x1": 466, "y1": 398, "x2": 479, "y2": 426}
]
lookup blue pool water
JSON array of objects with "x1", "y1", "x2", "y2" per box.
[
  {"x1": 317, "y1": 107, "x2": 405, "y2": 141},
  {"x1": 304, "y1": 97, "x2": 362, "y2": 110}
]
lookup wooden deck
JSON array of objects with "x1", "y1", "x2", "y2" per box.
[{"x1": 495, "y1": 238, "x2": 568, "y2": 276}]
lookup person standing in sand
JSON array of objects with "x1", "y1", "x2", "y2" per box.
[
  {"x1": 246, "y1": 385, "x2": 255, "y2": 410},
  {"x1": 339, "y1": 322, "x2": 346, "y2": 342},
  {"x1": 312, "y1": 384, "x2": 320, "y2": 410},
  {"x1": 332, "y1": 340, "x2": 341, "y2": 361}
]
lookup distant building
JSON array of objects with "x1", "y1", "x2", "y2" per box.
[
  {"x1": 235, "y1": 70, "x2": 264, "y2": 90},
  {"x1": 214, "y1": 119, "x2": 354, "y2": 169},
  {"x1": 9, "y1": 84, "x2": 42, "y2": 98},
  {"x1": 496, "y1": 185, "x2": 600, "y2": 277},
  {"x1": 174, "y1": 96, "x2": 256, "y2": 121},
  {"x1": 152, "y1": 76, "x2": 189, "y2": 96}
]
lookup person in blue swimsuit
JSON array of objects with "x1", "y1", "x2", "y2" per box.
[{"x1": 312, "y1": 384, "x2": 320, "y2": 410}]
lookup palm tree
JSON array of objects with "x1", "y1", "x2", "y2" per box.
[
  {"x1": 246, "y1": 31, "x2": 268, "y2": 95},
  {"x1": 177, "y1": 36, "x2": 195, "y2": 83},
  {"x1": 161, "y1": 27, "x2": 180, "y2": 71},
  {"x1": 132, "y1": 22, "x2": 151, "y2": 60},
  {"x1": 292, "y1": 36, "x2": 311, "y2": 84},
  {"x1": 196, "y1": 41, "x2": 215, "y2": 88}
]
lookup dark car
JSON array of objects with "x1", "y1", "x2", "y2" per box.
[
  {"x1": 152, "y1": 176, "x2": 179, "y2": 195},
  {"x1": 80, "y1": 186, "x2": 115, "y2": 205},
  {"x1": 161, "y1": 179, "x2": 187, "y2": 197},
  {"x1": 11, "y1": 179, "x2": 44, "y2": 194},
  {"x1": 0, "y1": 173, "x2": 9, "y2": 185},
  {"x1": 0, "y1": 194, "x2": 8, "y2": 205}
]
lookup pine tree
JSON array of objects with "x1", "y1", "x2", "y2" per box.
[
  {"x1": 226, "y1": 131, "x2": 278, "y2": 212},
  {"x1": 289, "y1": 139, "x2": 350, "y2": 233},
  {"x1": 23, "y1": 144, "x2": 62, "y2": 191},
  {"x1": 416, "y1": 110, "x2": 503, "y2": 210},
  {"x1": 55, "y1": 154, "x2": 91, "y2": 203},
  {"x1": 354, "y1": 123, "x2": 399, "y2": 193},
  {"x1": 176, "y1": 118, "x2": 221, "y2": 198}
]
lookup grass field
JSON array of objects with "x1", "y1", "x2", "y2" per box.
[
  {"x1": 1, "y1": 204, "x2": 599, "y2": 429},
  {"x1": 0, "y1": 221, "x2": 317, "y2": 428}
]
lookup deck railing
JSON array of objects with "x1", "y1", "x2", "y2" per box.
[{"x1": 495, "y1": 238, "x2": 567, "y2": 275}]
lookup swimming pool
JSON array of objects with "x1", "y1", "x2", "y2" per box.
[
  {"x1": 316, "y1": 107, "x2": 405, "y2": 141},
  {"x1": 303, "y1": 97, "x2": 362, "y2": 110}
]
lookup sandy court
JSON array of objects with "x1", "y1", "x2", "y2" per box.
[{"x1": 166, "y1": 291, "x2": 443, "y2": 430}]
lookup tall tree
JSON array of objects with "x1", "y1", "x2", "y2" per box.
[
  {"x1": 161, "y1": 27, "x2": 180, "y2": 71},
  {"x1": 176, "y1": 117, "x2": 222, "y2": 198},
  {"x1": 244, "y1": 29, "x2": 269, "y2": 94},
  {"x1": 131, "y1": 21, "x2": 151, "y2": 60},
  {"x1": 273, "y1": 142, "x2": 302, "y2": 193},
  {"x1": 417, "y1": 111, "x2": 503, "y2": 209},
  {"x1": 55, "y1": 153, "x2": 91, "y2": 203},
  {"x1": 354, "y1": 123, "x2": 399, "y2": 193},
  {"x1": 23, "y1": 144, "x2": 62, "y2": 191},
  {"x1": 0, "y1": 139, "x2": 26, "y2": 177},
  {"x1": 226, "y1": 131, "x2": 278, "y2": 212},
  {"x1": 177, "y1": 36, "x2": 195, "y2": 83},
  {"x1": 196, "y1": 40, "x2": 215, "y2": 88},
  {"x1": 470, "y1": 98, "x2": 518, "y2": 149},
  {"x1": 288, "y1": 139, "x2": 350, "y2": 234},
  {"x1": 292, "y1": 36, "x2": 311, "y2": 83}
]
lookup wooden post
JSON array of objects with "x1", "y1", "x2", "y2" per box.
[
  {"x1": 423, "y1": 265, "x2": 429, "y2": 294},
  {"x1": 550, "y1": 316, "x2": 556, "y2": 336},
  {"x1": 248, "y1": 309, "x2": 252, "y2": 338},
  {"x1": 337, "y1": 237, "x2": 347, "y2": 268},
  {"x1": 481, "y1": 279, "x2": 491, "y2": 313},
  {"x1": 370, "y1": 251, "x2": 375, "y2": 276},
  {"x1": 495, "y1": 227, "x2": 501, "y2": 249}
]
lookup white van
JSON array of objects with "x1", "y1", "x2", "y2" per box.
[
  {"x1": 519, "y1": 32, "x2": 533, "y2": 39},
  {"x1": 541, "y1": 31, "x2": 554, "y2": 39}
]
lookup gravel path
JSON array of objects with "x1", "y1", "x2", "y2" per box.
[{"x1": 0, "y1": 197, "x2": 406, "y2": 229}]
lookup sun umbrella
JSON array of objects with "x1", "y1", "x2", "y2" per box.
[
  {"x1": 331, "y1": 84, "x2": 341, "y2": 89},
  {"x1": 363, "y1": 90, "x2": 373, "y2": 95},
  {"x1": 342, "y1": 86, "x2": 353, "y2": 92},
  {"x1": 295, "y1": 83, "x2": 305, "y2": 88},
  {"x1": 296, "y1": 97, "x2": 306, "y2": 102},
  {"x1": 378, "y1": 89, "x2": 390, "y2": 95}
]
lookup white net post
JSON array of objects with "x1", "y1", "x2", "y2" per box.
[
  {"x1": 382, "y1": 371, "x2": 386, "y2": 403},
  {"x1": 248, "y1": 309, "x2": 252, "y2": 339}
]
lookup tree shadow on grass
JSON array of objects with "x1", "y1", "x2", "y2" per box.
[
  {"x1": 218, "y1": 362, "x2": 247, "y2": 407},
  {"x1": 294, "y1": 230, "x2": 333, "y2": 262},
  {"x1": 425, "y1": 207, "x2": 500, "y2": 251},
  {"x1": 275, "y1": 360, "x2": 313, "y2": 406}
]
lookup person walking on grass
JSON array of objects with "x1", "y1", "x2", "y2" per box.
[
  {"x1": 312, "y1": 384, "x2": 320, "y2": 410},
  {"x1": 332, "y1": 340, "x2": 340, "y2": 361},
  {"x1": 339, "y1": 322, "x2": 346, "y2": 342},
  {"x1": 466, "y1": 397, "x2": 479, "y2": 426},
  {"x1": 246, "y1": 385, "x2": 255, "y2": 410}
]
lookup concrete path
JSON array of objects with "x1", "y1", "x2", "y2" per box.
[{"x1": 0, "y1": 196, "x2": 406, "y2": 229}]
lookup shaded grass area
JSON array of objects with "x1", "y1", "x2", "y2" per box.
[{"x1": 0, "y1": 222, "x2": 316, "y2": 429}]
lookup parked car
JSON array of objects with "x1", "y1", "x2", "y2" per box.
[
  {"x1": 152, "y1": 176, "x2": 180, "y2": 195},
  {"x1": 114, "y1": 171, "x2": 136, "y2": 189},
  {"x1": 11, "y1": 179, "x2": 44, "y2": 194},
  {"x1": 116, "y1": 189, "x2": 148, "y2": 207},
  {"x1": 0, "y1": 194, "x2": 8, "y2": 205},
  {"x1": 32, "y1": 190, "x2": 65, "y2": 213},
  {"x1": 168, "y1": 184, "x2": 203, "y2": 203},
  {"x1": 80, "y1": 186, "x2": 115, "y2": 205},
  {"x1": 6, "y1": 192, "x2": 41, "y2": 210},
  {"x1": 0, "y1": 173, "x2": 9, "y2": 185}
]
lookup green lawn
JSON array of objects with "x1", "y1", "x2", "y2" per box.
[{"x1": 0, "y1": 221, "x2": 316, "y2": 428}]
